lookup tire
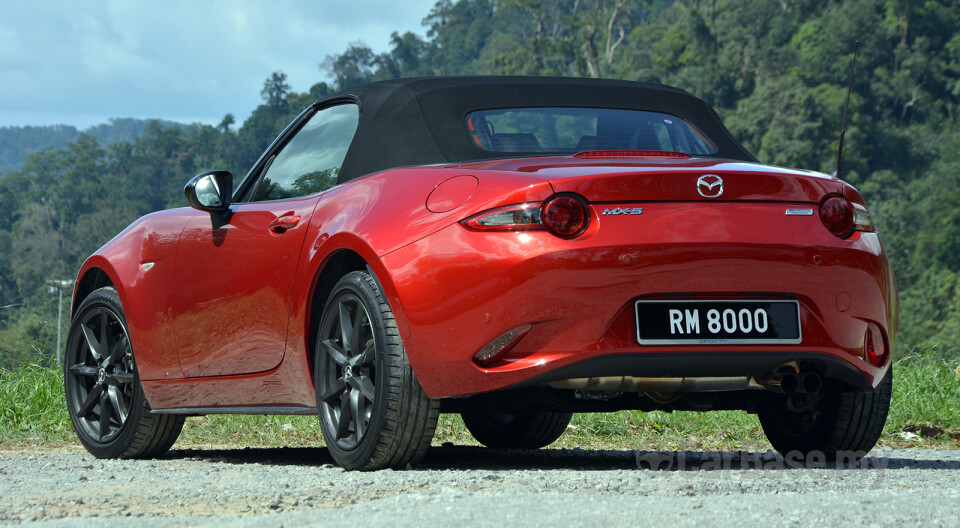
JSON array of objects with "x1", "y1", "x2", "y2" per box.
[
  {"x1": 462, "y1": 411, "x2": 572, "y2": 449},
  {"x1": 314, "y1": 271, "x2": 439, "y2": 470},
  {"x1": 758, "y1": 368, "x2": 892, "y2": 461},
  {"x1": 64, "y1": 287, "x2": 184, "y2": 458}
]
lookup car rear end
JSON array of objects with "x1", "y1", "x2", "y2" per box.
[
  {"x1": 376, "y1": 97, "x2": 897, "y2": 459},
  {"x1": 380, "y1": 155, "x2": 896, "y2": 400}
]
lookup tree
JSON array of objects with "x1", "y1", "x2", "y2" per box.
[
  {"x1": 320, "y1": 42, "x2": 378, "y2": 90},
  {"x1": 218, "y1": 114, "x2": 236, "y2": 132},
  {"x1": 377, "y1": 32, "x2": 434, "y2": 78},
  {"x1": 260, "y1": 71, "x2": 291, "y2": 109},
  {"x1": 573, "y1": 0, "x2": 631, "y2": 78}
]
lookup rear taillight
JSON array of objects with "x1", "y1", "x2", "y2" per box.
[
  {"x1": 461, "y1": 194, "x2": 590, "y2": 238},
  {"x1": 819, "y1": 196, "x2": 853, "y2": 237},
  {"x1": 542, "y1": 195, "x2": 588, "y2": 238},
  {"x1": 461, "y1": 203, "x2": 542, "y2": 231},
  {"x1": 819, "y1": 195, "x2": 875, "y2": 238},
  {"x1": 852, "y1": 203, "x2": 876, "y2": 232}
]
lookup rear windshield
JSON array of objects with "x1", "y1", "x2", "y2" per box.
[{"x1": 465, "y1": 107, "x2": 717, "y2": 155}]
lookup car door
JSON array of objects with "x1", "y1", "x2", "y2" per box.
[{"x1": 173, "y1": 103, "x2": 360, "y2": 377}]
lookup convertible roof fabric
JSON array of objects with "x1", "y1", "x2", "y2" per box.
[{"x1": 323, "y1": 76, "x2": 757, "y2": 183}]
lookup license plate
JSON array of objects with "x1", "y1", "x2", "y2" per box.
[{"x1": 635, "y1": 300, "x2": 801, "y2": 345}]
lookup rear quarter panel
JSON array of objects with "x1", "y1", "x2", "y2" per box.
[{"x1": 285, "y1": 166, "x2": 555, "y2": 355}]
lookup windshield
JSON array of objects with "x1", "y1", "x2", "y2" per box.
[{"x1": 465, "y1": 107, "x2": 717, "y2": 155}]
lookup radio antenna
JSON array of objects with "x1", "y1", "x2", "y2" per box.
[{"x1": 834, "y1": 41, "x2": 860, "y2": 178}]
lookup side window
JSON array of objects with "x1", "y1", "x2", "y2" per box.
[{"x1": 251, "y1": 104, "x2": 359, "y2": 202}]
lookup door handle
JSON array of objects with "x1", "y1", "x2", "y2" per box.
[{"x1": 269, "y1": 215, "x2": 301, "y2": 233}]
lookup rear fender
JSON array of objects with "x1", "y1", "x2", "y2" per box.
[{"x1": 286, "y1": 168, "x2": 555, "y2": 368}]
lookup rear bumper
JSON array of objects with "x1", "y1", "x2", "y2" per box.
[{"x1": 378, "y1": 203, "x2": 897, "y2": 398}]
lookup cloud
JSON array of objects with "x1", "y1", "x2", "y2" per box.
[{"x1": 0, "y1": 0, "x2": 439, "y2": 128}]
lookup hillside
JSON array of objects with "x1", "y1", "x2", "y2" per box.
[{"x1": 0, "y1": 0, "x2": 958, "y2": 367}]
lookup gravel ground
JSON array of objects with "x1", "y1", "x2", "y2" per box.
[{"x1": 2, "y1": 445, "x2": 959, "y2": 527}]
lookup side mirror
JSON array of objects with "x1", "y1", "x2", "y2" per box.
[{"x1": 185, "y1": 171, "x2": 232, "y2": 212}]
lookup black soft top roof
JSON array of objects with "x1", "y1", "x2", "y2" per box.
[{"x1": 325, "y1": 76, "x2": 756, "y2": 183}]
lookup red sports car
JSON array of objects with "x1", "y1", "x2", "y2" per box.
[{"x1": 64, "y1": 76, "x2": 896, "y2": 470}]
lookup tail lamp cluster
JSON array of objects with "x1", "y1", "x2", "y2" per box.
[
  {"x1": 461, "y1": 194, "x2": 590, "y2": 238},
  {"x1": 819, "y1": 195, "x2": 875, "y2": 238}
]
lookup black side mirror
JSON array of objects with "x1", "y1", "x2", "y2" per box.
[{"x1": 185, "y1": 171, "x2": 232, "y2": 212}]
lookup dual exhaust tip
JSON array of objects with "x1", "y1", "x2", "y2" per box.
[{"x1": 764, "y1": 371, "x2": 822, "y2": 395}]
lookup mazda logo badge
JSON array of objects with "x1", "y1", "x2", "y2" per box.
[{"x1": 697, "y1": 174, "x2": 723, "y2": 198}]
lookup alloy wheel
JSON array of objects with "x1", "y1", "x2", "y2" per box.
[
  {"x1": 317, "y1": 292, "x2": 377, "y2": 450},
  {"x1": 65, "y1": 306, "x2": 135, "y2": 444}
]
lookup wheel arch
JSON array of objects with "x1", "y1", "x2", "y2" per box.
[
  {"x1": 72, "y1": 261, "x2": 122, "y2": 318},
  {"x1": 304, "y1": 248, "x2": 370, "y2": 382}
]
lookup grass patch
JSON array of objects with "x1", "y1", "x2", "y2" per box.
[
  {"x1": 563, "y1": 410, "x2": 770, "y2": 451},
  {"x1": 1, "y1": 353, "x2": 957, "y2": 451},
  {"x1": 177, "y1": 415, "x2": 323, "y2": 448},
  {"x1": 885, "y1": 352, "x2": 960, "y2": 446},
  {"x1": 0, "y1": 362, "x2": 73, "y2": 445}
]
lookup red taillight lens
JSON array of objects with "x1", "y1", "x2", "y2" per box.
[
  {"x1": 865, "y1": 323, "x2": 887, "y2": 367},
  {"x1": 819, "y1": 196, "x2": 854, "y2": 238},
  {"x1": 541, "y1": 195, "x2": 588, "y2": 238}
]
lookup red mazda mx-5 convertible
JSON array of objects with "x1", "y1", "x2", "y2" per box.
[{"x1": 64, "y1": 76, "x2": 896, "y2": 469}]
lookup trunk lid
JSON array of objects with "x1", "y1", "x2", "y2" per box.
[{"x1": 459, "y1": 156, "x2": 843, "y2": 203}]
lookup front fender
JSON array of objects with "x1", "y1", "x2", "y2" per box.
[{"x1": 72, "y1": 209, "x2": 195, "y2": 381}]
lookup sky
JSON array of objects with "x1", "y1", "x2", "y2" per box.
[{"x1": 0, "y1": 0, "x2": 439, "y2": 129}]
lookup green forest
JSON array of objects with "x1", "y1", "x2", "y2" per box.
[
  {"x1": 0, "y1": 0, "x2": 958, "y2": 369},
  {"x1": 0, "y1": 118, "x2": 184, "y2": 174}
]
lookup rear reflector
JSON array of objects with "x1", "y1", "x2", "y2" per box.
[
  {"x1": 573, "y1": 150, "x2": 690, "y2": 159},
  {"x1": 865, "y1": 323, "x2": 887, "y2": 367},
  {"x1": 473, "y1": 324, "x2": 531, "y2": 367}
]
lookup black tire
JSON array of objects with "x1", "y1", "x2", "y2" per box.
[
  {"x1": 462, "y1": 411, "x2": 572, "y2": 449},
  {"x1": 758, "y1": 368, "x2": 892, "y2": 461},
  {"x1": 314, "y1": 271, "x2": 439, "y2": 470},
  {"x1": 64, "y1": 287, "x2": 184, "y2": 458}
]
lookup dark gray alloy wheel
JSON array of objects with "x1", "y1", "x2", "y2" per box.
[
  {"x1": 64, "y1": 287, "x2": 184, "y2": 458},
  {"x1": 317, "y1": 288, "x2": 377, "y2": 450},
  {"x1": 758, "y1": 367, "x2": 892, "y2": 462},
  {"x1": 462, "y1": 411, "x2": 572, "y2": 449},
  {"x1": 315, "y1": 271, "x2": 439, "y2": 470}
]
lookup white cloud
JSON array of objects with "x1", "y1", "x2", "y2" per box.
[{"x1": 0, "y1": 0, "x2": 439, "y2": 128}]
